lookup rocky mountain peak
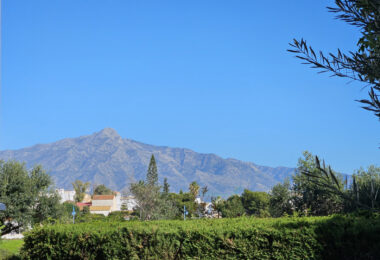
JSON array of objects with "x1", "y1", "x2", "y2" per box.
[
  {"x1": 95, "y1": 128, "x2": 121, "y2": 139},
  {"x1": 0, "y1": 129, "x2": 295, "y2": 197}
]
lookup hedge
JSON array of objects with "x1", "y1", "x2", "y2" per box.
[{"x1": 21, "y1": 215, "x2": 380, "y2": 259}]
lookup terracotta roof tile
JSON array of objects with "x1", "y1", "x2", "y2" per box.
[{"x1": 92, "y1": 195, "x2": 115, "y2": 200}]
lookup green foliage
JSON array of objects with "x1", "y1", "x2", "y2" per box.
[
  {"x1": 33, "y1": 193, "x2": 64, "y2": 225},
  {"x1": 269, "y1": 179, "x2": 293, "y2": 217},
  {"x1": 218, "y1": 190, "x2": 270, "y2": 218},
  {"x1": 0, "y1": 161, "x2": 63, "y2": 236},
  {"x1": 62, "y1": 202, "x2": 79, "y2": 218},
  {"x1": 241, "y1": 190, "x2": 270, "y2": 217},
  {"x1": 82, "y1": 206, "x2": 90, "y2": 215},
  {"x1": 351, "y1": 165, "x2": 380, "y2": 210},
  {"x1": 211, "y1": 196, "x2": 223, "y2": 218},
  {"x1": 163, "y1": 178, "x2": 170, "y2": 194},
  {"x1": 93, "y1": 184, "x2": 113, "y2": 195},
  {"x1": 76, "y1": 213, "x2": 106, "y2": 223},
  {"x1": 146, "y1": 155, "x2": 158, "y2": 186},
  {"x1": 106, "y1": 211, "x2": 127, "y2": 222},
  {"x1": 72, "y1": 180, "x2": 90, "y2": 203},
  {"x1": 220, "y1": 195, "x2": 245, "y2": 218},
  {"x1": 189, "y1": 181, "x2": 200, "y2": 198},
  {"x1": 169, "y1": 192, "x2": 198, "y2": 218},
  {"x1": 130, "y1": 180, "x2": 160, "y2": 220},
  {"x1": 21, "y1": 215, "x2": 380, "y2": 259},
  {"x1": 292, "y1": 151, "x2": 344, "y2": 216},
  {"x1": 288, "y1": 0, "x2": 380, "y2": 120},
  {"x1": 130, "y1": 155, "x2": 177, "y2": 220},
  {"x1": 270, "y1": 152, "x2": 380, "y2": 216}
]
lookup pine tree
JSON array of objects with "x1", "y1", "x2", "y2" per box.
[
  {"x1": 163, "y1": 178, "x2": 170, "y2": 194},
  {"x1": 146, "y1": 154, "x2": 158, "y2": 186}
]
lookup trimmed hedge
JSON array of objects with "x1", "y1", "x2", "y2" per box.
[{"x1": 21, "y1": 215, "x2": 380, "y2": 259}]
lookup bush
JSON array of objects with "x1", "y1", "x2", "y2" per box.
[{"x1": 21, "y1": 215, "x2": 380, "y2": 259}]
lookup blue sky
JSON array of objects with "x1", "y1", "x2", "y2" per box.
[{"x1": 1, "y1": 0, "x2": 378, "y2": 173}]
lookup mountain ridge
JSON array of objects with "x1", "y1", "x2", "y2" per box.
[{"x1": 0, "y1": 128, "x2": 295, "y2": 197}]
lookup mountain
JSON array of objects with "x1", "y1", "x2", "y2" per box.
[{"x1": 0, "y1": 128, "x2": 295, "y2": 198}]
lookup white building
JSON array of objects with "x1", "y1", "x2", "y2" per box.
[
  {"x1": 90, "y1": 195, "x2": 117, "y2": 216},
  {"x1": 115, "y1": 192, "x2": 122, "y2": 210},
  {"x1": 56, "y1": 189, "x2": 75, "y2": 203},
  {"x1": 120, "y1": 196, "x2": 138, "y2": 211}
]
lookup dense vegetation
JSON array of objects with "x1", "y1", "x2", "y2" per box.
[
  {"x1": 0, "y1": 161, "x2": 63, "y2": 236},
  {"x1": 214, "y1": 151, "x2": 380, "y2": 218},
  {"x1": 21, "y1": 214, "x2": 380, "y2": 259}
]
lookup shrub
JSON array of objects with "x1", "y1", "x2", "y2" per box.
[{"x1": 21, "y1": 215, "x2": 380, "y2": 259}]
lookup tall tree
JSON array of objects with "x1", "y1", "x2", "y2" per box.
[
  {"x1": 146, "y1": 154, "x2": 158, "y2": 186},
  {"x1": 72, "y1": 180, "x2": 90, "y2": 203},
  {"x1": 163, "y1": 178, "x2": 170, "y2": 194},
  {"x1": 293, "y1": 151, "x2": 344, "y2": 216},
  {"x1": 288, "y1": 0, "x2": 380, "y2": 121},
  {"x1": 130, "y1": 180, "x2": 160, "y2": 220},
  {"x1": 131, "y1": 157, "x2": 177, "y2": 220},
  {"x1": 351, "y1": 165, "x2": 380, "y2": 210},
  {"x1": 269, "y1": 179, "x2": 293, "y2": 217},
  {"x1": 189, "y1": 181, "x2": 200, "y2": 199},
  {"x1": 0, "y1": 161, "x2": 63, "y2": 235},
  {"x1": 211, "y1": 196, "x2": 223, "y2": 218},
  {"x1": 201, "y1": 185, "x2": 209, "y2": 200}
]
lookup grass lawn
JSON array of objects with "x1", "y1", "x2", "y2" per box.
[{"x1": 0, "y1": 239, "x2": 23, "y2": 259}]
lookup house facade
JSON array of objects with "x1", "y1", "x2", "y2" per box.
[
  {"x1": 90, "y1": 195, "x2": 117, "y2": 216},
  {"x1": 56, "y1": 189, "x2": 75, "y2": 203}
]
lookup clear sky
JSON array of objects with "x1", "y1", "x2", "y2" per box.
[{"x1": 0, "y1": 0, "x2": 378, "y2": 174}]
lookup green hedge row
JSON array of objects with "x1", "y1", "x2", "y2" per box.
[{"x1": 21, "y1": 215, "x2": 380, "y2": 259}]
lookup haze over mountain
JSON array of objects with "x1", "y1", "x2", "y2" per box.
[{"x1": 0, "y1": 128, "x2": 295, "y2": 197}]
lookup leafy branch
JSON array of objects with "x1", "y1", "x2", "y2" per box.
[{"x1": 288, "y1": 0, "x2": 380, "y2": 119}]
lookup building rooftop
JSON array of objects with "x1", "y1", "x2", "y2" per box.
[{"x1": 92, "y1": 195, "x2": 115, "y2": 200}]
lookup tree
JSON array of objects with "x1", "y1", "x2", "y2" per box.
[
  {"x1": 147, "y1": 154, "x2": 158, "y2": 186},
  {"x1": 130, "y1": 180, "x2": 159, "y2": 220},
  {"x1": 130, "y1": 157, "x2": 177, "y2": 220},
  {"x1": 72, "y1": 180, "x2": 90, "y2": 203},
  {"x1": 169, "y1": 192, "x2": 198, "y2": 219},
  {"x1": 163, "y1": 178, "x2": 170, "y2": 194},
  {"x1": 0, "y1": 161, "x2": 63, "y2": 235},
  {"x1": 351, "y1": 165, "x2": 380, "y2": 209},
  {"x1": 291, "y1": 152, "x2": 380, "y2": 213},
  {"x1": 189, "y1": 181, "x2": 200, "y2": 199},
  {"x1": 241, "y1": 190, "x2": 270, "y2": 217},
  {"x1": 130, "y1": 180, "x2": 178, "y2": 220},
  {"x1": 201, "y1": 185, "x2": 209, "y2": 200},
  {"x1": 219, "y1": 195, "x2": 245, "y2": 218},
  {"x1": 62, "y1": 202, "x2": 79, "y2": 219},
  {"x1": 288, "y1": 0, "x2": 380, "y2": 121},
  {"x1": 82, "y1": 205, "x2": 90, "y2": 215},
  {"x1": 211, "y1": 196, "x2": 224, "y2": 218},
  {"x1": 93, "y1": 184, "x2": 113, "y2": 195},
  {"x1": 269, "y1": 179, "x2": 293, "y2": 217},
  {"x1": 293, "y1": 151, "x2": 344, "y2": 216}
]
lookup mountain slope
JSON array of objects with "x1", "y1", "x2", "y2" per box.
[{"x1": 0, "y1": 128, "x2": 295, "y2": 197}]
